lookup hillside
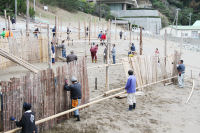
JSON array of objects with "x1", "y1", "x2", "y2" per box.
[{"x1": 150, "y1": 0, "x2": 200, "y2": 26}]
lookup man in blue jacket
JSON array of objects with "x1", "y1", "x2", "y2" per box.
[
  {"x1": 177, "y1": 60, "x2": 185, "y2": 88},
  {"x1": 125, "y1": 70, "x2": 136, "y2": 111}
]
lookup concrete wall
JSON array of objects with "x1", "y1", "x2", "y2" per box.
[
  {"x1": 109, "y1": 3, "x2": 123, "y2": 11},
  {"x1": 111, "y1": 10, "x2": 159, "y2": 17},
  {"x1": 123, "y1": 17, "x2": 162, "y2": 34}
]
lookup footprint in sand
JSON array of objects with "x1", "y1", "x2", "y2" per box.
[{"x1": 149, "y1": 119, "x2": 158, "y2": 124}]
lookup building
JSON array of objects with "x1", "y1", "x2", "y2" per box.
[
  {"x1": 88, "y1": 0, "x2": 161, "y2": 34},
  {"x1": 162, "y1": 20, "x2": 200, "y2": 38}
]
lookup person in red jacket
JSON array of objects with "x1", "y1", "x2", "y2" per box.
[
  {"x1": 101, "y1": 33, "x2": 106, "y2": 46},
  {"x1": 90, "y1": 43, "x2": 98, "y2": 63}
]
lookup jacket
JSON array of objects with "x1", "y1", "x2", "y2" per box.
[
  {"x1": 64, "y1": 82, "x2": 82, "y2": 99},
  {"x1": 131, "y1": 45, "x2": 135, "y2": 51},
  {"x1": 66, "y1": 54, "x2": 77, "y2": 63},
  {"x1": 177, "y1": 64, "x2": 185, "y2": 74},
  {"x1": 125, "y1": 75, "x2": 136, "y2": 93},
  {"x1": 16, "y1": 110, "x2": 37, "y2": 133},
  {"x1": 111, "y1": 47, "x2": 116, "y2": 56},
  {"x1": 0, "y1": 31, "x2": 6, "y2": 38}
]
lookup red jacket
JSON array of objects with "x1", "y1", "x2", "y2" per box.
[{"x1": 101, "y1": 34, "x2": 106, "y2": 40}]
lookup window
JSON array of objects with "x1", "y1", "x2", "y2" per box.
[{"x1": 191, "y1": 31, "x2": 198, "y2": 38}]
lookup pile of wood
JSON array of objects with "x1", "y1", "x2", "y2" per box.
[{"x1": 0, "y1": 48, "x2": 41, "y2": 73}]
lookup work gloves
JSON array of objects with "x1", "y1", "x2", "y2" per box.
[{"x1": 10, "y1": 116, "x2": 16, "y2": 121}]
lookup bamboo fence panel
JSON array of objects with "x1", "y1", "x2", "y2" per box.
[
  {"x1": 0, "y1": 37, "x2": 48, "y2": 70},
  {"x1": 0, "y1": 57, "x2": 89, "y2": 132}
]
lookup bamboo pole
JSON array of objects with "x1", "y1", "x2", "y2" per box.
[
  {"x1": 4, "y1": 75, "x2": 186, "y2": 133},
  {"x1": 115, "y1": 17, "x2": 117, "y2": 40},
  {"x1": 140, "y1": 27, "x2": 143, "y2": 55},
  {"x1": 89, "y1": 18, "x2": 91, "y2": 45},
  {"x1": 8, "y1": 16, "x2": 11, "y2": 36},
  {"x1": 4, "y1": 10, "x2": 7, "y2": 30},
  {"x1": 47, "y1": 24, "x2": 52, "y2": 69},
  {"x1": 26, "y1": 0, "x2": 29, "y2": 36},
  {"x1": 78, "y1": 21, "x2": 80, "y2": 40},
  {"x1": 164, "y1": 29, "x2": 167, "y2": 66},
  {"x1": 186, "y1": 79, "x2": 195, "y2": 104},
  {"x1": 129, "y1": 23, "x2": 132, "y2": 49}
]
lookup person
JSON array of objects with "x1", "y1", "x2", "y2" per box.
[
  {"x1": 120, "y1": 31, "x2": 123, "y2": 39},
  {"x1": 86, "y1": 27, "x2": 89, "y2": 37},
  {"x1": 57, "y1": 40, "x2": 66, "y2": 58},
  {"x1": 0, "y1": 28, "x2": 6, "y2": 38},
  {"x1": 125, "y1": 70, "x2": 136, "y2": 111},
  {"x1": 111, "y1": 44, "x2": 116, "y2": 64},
  {"x1": 11, "y1": 17, "x2": 16, "y2": 30},
  {"x1": 103, "y1": 46, "x2": 107, "y2": 64},
  {"x1": 33, "y1": 28, "x2": 39, "y2": 38},
  {"x1": 5, "y1": 29, "x2": 13, "y2": 38},
  {"x1": 131, "y1": 43, "x2": 135, "y2": 52},
  {"x1": 66, "y1": 50, "x2": 78, "y2": 63},
  {"x1": 90, "y1": 44, "x2": 98, "y2": 63},
  {"x1": 98, "y1": 31, "x2": 103, "y2": 45},
  {"x1": 51, "y1": 42, "x2": 55, "y2": 64},
  {"x1": 64, "y1": 76, "x2": 82, "y2": 121},
  {"x1": 52, "y1": 26, "x2": 56, "y2": 37},
  {"x1": 101, "y1": 32, "x2": 106, "y2": 46},
  {"x1": 124, "y1": 31, "x2": 127, "y2": 40},
  {"x1": 67, "y1": 27, "x2": 71, "y2": 41},
  {"x1": 155, "y1": 48, "x2": 160, "y2": 63},
  {"x1": 10, "y1": 102, "x2": 37, "y2": 133},
  {"x1": 177, "y1": 60, "x2": 185, "y2": 88}
]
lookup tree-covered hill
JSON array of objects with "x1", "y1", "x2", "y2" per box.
[{"x1": 150, "y1": 0, "x2": 200, "y2": 26}]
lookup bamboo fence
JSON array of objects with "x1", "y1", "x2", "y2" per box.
[
  {"x1": 0, "y1": 36, "x2": 48, "y2": 69},
  {"x1": 0, "y1": 57, "x2": 89, "y2": 132}
]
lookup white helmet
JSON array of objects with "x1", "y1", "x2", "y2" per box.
[{"x1": 71, "y1": 76, "x2": 77, "y2": 82}]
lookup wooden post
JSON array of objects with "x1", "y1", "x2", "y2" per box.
[
  {"x1": 47, "y1": 24, "x2": 52, "y2": 69},
  {"x1": 180, "y1": 33, "x2": 183, "y2": 58},
  {"x1": 78, "y1": 21, "x2": 80, "y2": 40},
  {"x1": 15, "y1": 0, "x2": 17, "y2": 22},
  {"x1": 105, "y1": 20, "x2": 111, "y2": 92},
  {"x1": 8, "y1": 16, "x2": 11, "y2": 36},
  {"x1": 95, "y1": 77, "x2": 97, "y2": 90},
  {"x1": 89, "y1": 18, "x2": 91, "y2": 45},
  {"x1": 129, "y1": 23, "x2": 132, "y2": 49},
  {"x1": 115, "y1": 17, "x2": 117, "y2": 40},
  {"x1": 164, "y1": 29, "x2": 167, "y2": 66},
  {"x1": 55, "y1": 16, "x2": 57, "y2": 38},
  {"x1": 139, "y1": 27, "x2": 143, "y2": 55},
  {"x1": 26, "y1": 0, "x2": 29, "y2": 36},
  {"x1": 94, "y1": 18, "x2": 96, "y2": 37},
  {"x1": 4, "y1": 10, "x2": 7, "y2": 30},
  {"x1": 172, "y1": 50, "x2": 180, "y2": 84},
  {"x1": 33, "y1": 0, "x2": 36, "y2": 11}
]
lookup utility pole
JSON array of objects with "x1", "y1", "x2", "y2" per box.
[
  {"x1": 34, "y1": 0, "x2": 36, "y2": 11},
  {"x1": 189, "y1": 13, "x2": 192, "y2": 26},
  {"x1": 26, "y1": 0, "x2": 30, "y2": 36},
  {"x1": 15, "y1": 0, "x2": 17, "y2": 22}
]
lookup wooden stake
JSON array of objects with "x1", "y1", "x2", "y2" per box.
[
  {"x1": 26, "y1": 0, "x2": 29, "y2": 36},
  {"x1": 140, "y1": 27, "x2": 143, "y2": 55},
  {"x1": 95, "y1": 77, "x2": 97, "y2": 90},
  {"x1": 8, "y1": 16, "x2": 11, "y2": 36},
  {"x1": 78, "y1": 21, "x2": 80, "y2": 40},
  {"x1": 4, "y1": 10, "x2": 7, "y2": 30},
  {"x1": 164, "y1": 29, "x2": 167, "y2": 66},
  {"x1": 180, "y1": 33, "x2": 183, "y2": 58},
  {"x1": 89, "y1": 18, "x2": 91, "y2": 45},
  {"x1": 47, "y1": 24, "x2": 52, "y2": 69},
  {"x1": 115, "y1": 17, "x2": 117, "y2": 40},
  {"x1": 129, "y1": 23, "x2": 132, "y2": 49},
  {"x1": 15, "y1": 0, "x2": 17, "y2": 22}
]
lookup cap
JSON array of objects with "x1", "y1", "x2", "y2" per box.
[{"x1": 71, "y1": 76, "x2": 77, "y2": 82}]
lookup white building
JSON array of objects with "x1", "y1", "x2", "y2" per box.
[{"x1": 161, "y1": 20, "x2": 200, "y2": 38}]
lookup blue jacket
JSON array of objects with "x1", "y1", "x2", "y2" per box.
[
  {"x1": 177, "y1": 64, "x2": 185, "y2": 74},
  {"x1": 125, "y1": 75, "x2": 136, "y2": 93},
  {"x1": 131, "y1": 45, "x2": 135, "y2": 51}
]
